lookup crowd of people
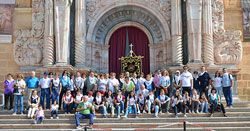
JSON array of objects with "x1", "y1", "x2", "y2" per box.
[{"x1": 2, "y1": 65, "x2": 234, "y2": 129}]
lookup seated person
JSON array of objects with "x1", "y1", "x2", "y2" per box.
[
  {"x1": 123, "y1": 91, "x2": 137, "y2": 118},
  {"x1": 34, "y1": 105, "x2": 44, "y2": 124},
  {"x1": 50, "y1": 101, "x2": 59, "y2": 119},
  {"x1": 146, "y1": 91, "x2": 156, "y2": 114},
  {"x1": 63, "y1": 90, "x2": 74, "y2": 114},
  {"x1": 74, "y1": 90, "x2": 83, "y2": 109},
  {"x1": 75, "y1": 96, "x2": 94, "y2": 129},
  {"x1": 93, "y1": 91, "x2": 107, "y2": 117},
  {"x1": 105, "y1": 90, "x2": 115, "y2": 117},
  {"x1": 171, "y1": 89, "x2": 186, "y2": 118},
  {"x1": 114, "y1": 90, "x2": 125, "y2": 118},
  {"x1": 200, "y1": 93, "x2": 208, "y2": 113},
  {"x1": 137, "y1": 93, "x2": 146, "y2": 114},
  {"x1": 191, "y1": 89, "x2": 200, "y2": 113},
  {"x1": 209, "y1": 88, "x2": 227, "y2": 117},
  {"x1": 28, "y1": 90, "x2": 40, "y2": 118},
  {"x1": 182, "y1": 91, "x2": 191, "y2": 114},
  {"x1": 157, "y1": 89, "x2": 170, "y2": 113}
]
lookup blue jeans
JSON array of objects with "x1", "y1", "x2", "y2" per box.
[
  {"x1": 154, "y1": 105, "x2": 159, "y2": 117},
  {"x1": 51, "y1": 89, "x2": 59, "y2": 104},
  {"x1": 200, "y1": 102, "x2": 208, "y2": 113},
  {"x1": 40, "y1": 88, "x2": 51, "y2": 109},
  {"x1": 223, "y1": 86, "x2": 233, "y2": 106},
  {"x1": 116, "y1": 101, "x2": 124, "y2": 117},
  {"x1": 63, "y1": 103, "x2": 73, "y2": 113},
  {"x1": 36, "y1": 116, "x2": 44, "y2": 124},
  {"x1": 51, "y1": 110, "x2": 58, "y2": 117},
  {"x1": 124, "y1": 104, "x2": 137, "y2": 117},
  {"x1": 75, "y1": 113, "x2": 94, "y2": 126},
  {"x1": 14, "y1": 95, "x2": 23, "y2": 113}
]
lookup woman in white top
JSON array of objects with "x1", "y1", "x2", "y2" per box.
[
  {"x1": 97, "y1": 74, "x2": 108, "y2": 95},
  {"x1": 212, "y1": 70, "x2": 223, "y2": 99},
  {"x1": 13, "y1": 74, "x2": 26, "y2": 115},
  {"x1": 191, "y1": 89, "x2": 200, "y2": 113},
  {"x1": 27, "y1": 90, "x2": 40, "y2": 118},
  {"x1": 74, "y1": 90, "x2": 83, "y2": 109},
  {"x1": 159, "y1": 70, "x2": 171, "y2": 95}
]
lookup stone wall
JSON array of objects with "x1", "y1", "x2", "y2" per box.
[{"x1": 223, "y1": 0, "x2": 250, "y2": 100}]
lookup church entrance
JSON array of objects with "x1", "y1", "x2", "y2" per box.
[{"x1": 109, "y1": 26, "x2": 150, "y2": 75}]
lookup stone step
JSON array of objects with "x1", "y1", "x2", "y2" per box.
[
  {"x1": 1, "y1": 122, "x2": 250, "y2": 129},
  {"x1": 0, "y1": 112, "x2": 250, "y2": 119},
  {"x1": 2, "y1": 127, "x2": 250, "y2": 131},
  {"x1": 1, "y1": 116, "x2": 250, "y2": 124}
]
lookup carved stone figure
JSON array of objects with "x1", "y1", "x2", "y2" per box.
[{"x1": 0, "y1": 5, "x2": 13, "y2": 34}]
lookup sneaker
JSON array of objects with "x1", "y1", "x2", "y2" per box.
[
  {"x1": 148, "y1": 111, "x2": 151, "y2": 114},
  {"x1": 143, "y1": 110, "x2": 146, "y2": 113},
  {"x1": 122, "y1": 115, "x2": 127, "y2": 118},
  {"x1": 175, "y1": 115, "x2": 178, "y2": 118},
  {"x1": 135, "y1": 116, "x2": 138, "y2": 118},
  {"x1": 50, "y1": 117, "x2": 53, "y2": 119},
  {"x1": 76, "y1": 126, "x2": 82, "y2": 129},
  {"x1": 56, "y1": 117, "x2": 59, "y2": 119},
  {"x1": 210, "y1": 114, "x2": 213, "y2": 117},
  {"x1": 154, "y1": 115, "x2": 159, "y2": 118},
  {"x1": 12, "y1": 112, "x2": 17, "y2": 115},
  {"x1": 229, "y1": 106, "x2": 233, "y2": 108},
  {"x1": 87, "y1": 125, "x2": 93, "y2": 129},
  {"x1": 184, "y1": 114, "x2": 187, "y2": 118},
  {"x1": 121, "y1": 111, "x2": 124, "y2": 114},
  {"x1": 117, "y1": 115, "x2": 120, "y2": 118},
  {"x1": 224, "y1": 114, "x2": 227, "y2": 117},
  {"x1": 93, "y1": 116, "x2": 96, "y2": 119},
  {"x1": 20, "y1": 113, "x2": 24, "y2": 116}
]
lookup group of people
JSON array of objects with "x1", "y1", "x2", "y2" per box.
[{"x1": 2, "y1": 65, "x2": 234, "y2": 129}]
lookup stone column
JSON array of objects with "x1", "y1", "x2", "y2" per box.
[
  {"x1": 171, "y1": 0, "x2": 183, "y2": 65},
  {"x1": 54, "y1": 0, "x2": 72, "y2": 65},
  {"x1": 186, "y1": 0, "x2": 203, "y2": 63},
  {"x1": 202, "y1": 0, "x2": 214, "y2": 65},
  {"x1": 75, "y1": 0, "x2": 86, "y2": 67},
  {"x1": 43, "y1": 0, "x2": 54, "y2": 66}
]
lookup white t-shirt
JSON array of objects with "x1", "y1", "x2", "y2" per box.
[
  {"x1": 213, "y1": 77, "x2": 222, "y2": 88},
  {"x1": 39, "y1": 77, "x2": 51, "y2": 89},
  {"x1": 51, "y1": 104, "x2": 59, "y2": 111},
  {"x1": 14, "y1": 80, "x2": 26, "y2": 95},
  {"x1": 108, "y1": 78, "x2": 119, "y2": 93},
  {"x1": 53, "y1": 78, "x2": 60, "y2": 87},
  {"x1": 75, "y1": 94, "x2": 83, "y2": 102},
  {"x1": 180, "y1": 71, "x2": 193, "y2": 87},
  {"x1": 128, "y1": 97, "x2": 136, "y2": 105}
]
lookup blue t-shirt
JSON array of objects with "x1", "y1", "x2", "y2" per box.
[
  {"x1": 26, "y1": 77, "x2": 39, "y2": 89},
  {"x1": 60, "y1": 76, "x2": 70, "y2": 89}
]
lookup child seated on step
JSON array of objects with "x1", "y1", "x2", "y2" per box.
[
  {"x1": 200, "y1": 93, "x2": 208, "y2": 113},
  {"x1": 50, "y1": 101, "x2": 59, "y2": 119},
  {"x1": 34, "y1": 105, "x2": 44, "y2": 124}
]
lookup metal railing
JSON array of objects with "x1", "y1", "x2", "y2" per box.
[{"x1": 0, "y1": 94, "x2": 4, "y2": 110}]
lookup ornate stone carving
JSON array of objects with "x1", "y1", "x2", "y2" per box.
[
  {"x1": 241, "y1": 0, "x2": 250, "y2": 41},
  {"x1": 86, "y1": 0, "x2": 171, "y2": 27},
  {"x1": 212, "y1": 0, "x2": 242, "y2": 64},
  {"x1": 14, "y1": 0, "x2": 44, "y2": 66},
  {"x1": 0, "y1": 5, "x2": 13, "y2": 34}
]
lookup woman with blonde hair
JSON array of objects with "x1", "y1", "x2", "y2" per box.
[{"x1": 13, "y1": 74, "x2": 26, "y2": 115}]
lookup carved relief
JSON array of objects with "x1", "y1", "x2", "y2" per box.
[
  {"x1": 14, "y1": 0, "x2": 44, "y2": 66},
  {"x1": 0, "y1": 5, "x2": 13, "y2": 34},
  {"x1": 212, "y1": 0, "x2": 242, "y2": 64},
  {"x1": 242, "y1": 0, "x2": 250, "y2": 41}
]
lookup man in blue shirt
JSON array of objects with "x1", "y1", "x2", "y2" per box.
[{"x1": 222, "y1": 68, "x2": 234, "y2": 108}]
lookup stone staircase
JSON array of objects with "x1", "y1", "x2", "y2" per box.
[{"x1": 1, "y1": 98, "x2": 250, "y2": 131}]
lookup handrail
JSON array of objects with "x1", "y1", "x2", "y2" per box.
[{"x1": 0, "y1": 94, "x2": 4, "y2": 109}]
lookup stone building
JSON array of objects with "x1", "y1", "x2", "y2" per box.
[{"x1": 0, "y1": 0, "x2": 249, "y2": 100}]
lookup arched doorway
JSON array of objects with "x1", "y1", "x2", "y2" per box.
[{"x1": 109, "y1": 26, "x2": 150, "y2": 75}]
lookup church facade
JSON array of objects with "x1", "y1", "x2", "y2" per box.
[{"x1": 0, "y1": 0, "x2": 250, "y2": 100}]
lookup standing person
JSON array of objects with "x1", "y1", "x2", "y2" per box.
[
  {"x1": 180, "y1": 66, "x2": 193, "y2": 96},
  {"x1": 222, "y1": 68, "x2": 234, "y2": 108},
  {"x1": 59, "y1": 70, "x2": 70, "y2": 110},
  {"x1": 3, "y1": 74, "x2": 15, "y2": 110},
  {"x1": 212, "y1": 70, "x2": 223, "y2": 100},
  {"x1": 75, "y1": 96, "x2": 94, "y2": 129},
  {"x1": 25, "y1": 71, "x2": 39, "y2": 108},
  {"x1": 97, "y1": 74, "x2": 108, "y2": 95},
  {"x1": 198, "y1": 66, "x2": 211, "y2": 98},
  {"x1": 172, "y1": 70, "x2": 181, "y2": 97},
  {"x1": 39, "y1": 72, "x2": 51, "y2": 109},
  {"x1": 137, "y1": 84, "x2": 149, "y2": 98},
  {"x1": 27, "y1": 90, "x2": 40, "y2": 118},
  {"x1": 118, "y1": 73, "x2": 125, "y2": 90},
  {"x1": 138, "y1": 72, "x2": 146, "y2": 87},
  {"x1": 159, "y1": 70, "x2": 171, "y2": 96},
  {"x1": 13, "y1": 74, "x2": 26, "y2": 115},
  {"x1": 144, "y1": 74, "x2": 155, "y2": 92},
  {"x1": 75, "y1": 71, "x2": 85, "y2": 93},
  {"x1": 193, "y1": 71, "x2": 200, "y2": 95},
  {"x1": 70, "y1": 74, "x2": 77, "y2": 97},
  {"x1": 209, "y1": 88, "x2": 227, "y2": 117},
  {"x1": 153, "y1": 70, "x2": 161, "y2": 97},
  {"x1": 84, "y1": 71, "x2": 98, "y2": 95},
  {"x1": 131, "y1": 73, "x2": 140, "y2": 94},
  {"x1": 108, "y1": 72, "x2": 120, "y2": 94},
  {"x1": 51, "y1": 73, "x2": 61, "y2": 104}
]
